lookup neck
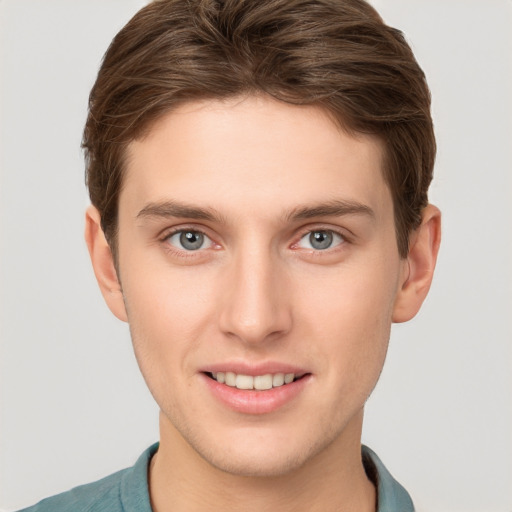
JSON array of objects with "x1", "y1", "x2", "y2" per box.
[{"x1": 149, "y1": 412, "x2": 375, "y2": 512}]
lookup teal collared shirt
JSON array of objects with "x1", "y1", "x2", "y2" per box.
[
  {"x1": 19, "y1": 443, "x2": 414, "y2": 511},
  {"x1": 363, "y1": 445, "x2": 415, "y2": 512}
]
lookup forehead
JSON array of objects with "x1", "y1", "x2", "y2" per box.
[{"x1": 122, "y1": 95, "x2": 389, "y2": 220}]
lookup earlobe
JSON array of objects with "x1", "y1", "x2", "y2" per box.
[
  {"x1": 392, "y1": 204, "x2": 441, "y2": 323},
  {"x1": 84, "y1": 205, "x2": 128, "y2": 322}
]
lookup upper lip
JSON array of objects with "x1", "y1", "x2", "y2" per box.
[{"x1": 201, "y1": 361, "x2": 309, "y2": 377}]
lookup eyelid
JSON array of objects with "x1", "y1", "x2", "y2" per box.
[
  {"x1": 159, "y1": 223, "x2": 210, "y2": 240},
  {"x1": 291, "y1": 224, "x2": 352, "y2": 248},
  {"x1": 297, "y1": 230, "x2": 344, "y2": 250},
  {"x1": 168, "y1": 230, "x2": 212, "y2": 250},
  {"x1": 159, "y1": 225, "x2": 220, "y2": 252},
  {"x1": 157, "y1": 223, "x2": 351, "y2": 255}
]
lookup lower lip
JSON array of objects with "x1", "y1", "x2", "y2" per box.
[{"x1": 201, "y1": 373, "x2": 311, "y2": 415}]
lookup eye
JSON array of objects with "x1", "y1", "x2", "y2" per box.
[
  {"x1": 297, "y1": 230, "x2": 344, "y2": 251},
  {"x1": 167, "y1": 230, "x2": 213, "y2": 251}
]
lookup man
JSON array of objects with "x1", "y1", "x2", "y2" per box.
[{"x1": 19, "y1": 0, "x2": 440, "y2": 510}]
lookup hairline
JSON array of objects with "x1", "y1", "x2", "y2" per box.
[{"x1": 104, "y1": 94, "x2": 409, "y2": 268}]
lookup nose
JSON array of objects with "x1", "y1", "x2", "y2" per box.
[{"x1": 218, "y1": 244, "x2": 292, "y2": 345}]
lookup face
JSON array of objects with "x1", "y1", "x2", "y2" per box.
[{"x1": 112, "y1": 96, "x2": 408, "y2": 476}]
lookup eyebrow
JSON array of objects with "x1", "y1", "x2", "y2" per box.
[
  {"x1": 136, "y1": 201, "x2": 222, "y2": 222},
  {"x1": 136, "y1": 198, "x2": 375, "y2": 224},
  {"x1": 285, "y1": 199, "x2": 375, "y2": 222}
]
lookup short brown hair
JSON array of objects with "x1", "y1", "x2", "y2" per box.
[{"x1": 83, "y1": 0, "x2": 435, "y2": 259}]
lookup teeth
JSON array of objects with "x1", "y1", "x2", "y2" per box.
[
  {"x1": 272, "y1": 373, "x2": 285, "y2": 387},
  {"x1": 211, "y1": 372, "x2": 298, "y2": 390},
  {"x1": 225, "y1": 372, "x2": 236, "y2": 387},
  {"x1": 284, "y1": 373, "x2": 294, "y2": 384},
  {"x1": 236, "y1": 374, "x2": 254, "y2": 390},
  {"x1": 254, "y1": 374, "x2": 273, "y2": 390}
]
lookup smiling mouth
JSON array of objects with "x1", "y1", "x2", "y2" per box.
[{"x1": 206, "y1": 372, "x2": 306, "y2": 391}]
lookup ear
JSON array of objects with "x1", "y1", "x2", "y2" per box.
[
  {"x1": 392, "y1": 204, "x2": 441, "y2": 323},
  {"x1": 84, "y1": 205, "x2": 128, "y2": 322}
]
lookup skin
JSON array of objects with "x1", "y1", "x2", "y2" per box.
[{"x1": 86, "y1": 95, "x2": 441, "y2": 512}]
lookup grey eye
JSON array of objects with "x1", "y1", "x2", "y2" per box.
[
  {"x1": 168, "y1": 230, "x2": 212, "y2": 251},
  {"x1": 309, "y1": 231, "x2": 333, "y2": 250},
  {"x1": 298, "y1": 230, "x2": 343, "y2": 250}
]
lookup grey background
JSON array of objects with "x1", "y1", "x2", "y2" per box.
[{"x1": 1, "y1": 1, "x2": 511, "y2": 510}]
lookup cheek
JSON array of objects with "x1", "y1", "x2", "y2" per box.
[
  {"x1": 120, "y1": 265, "x2": 217, "y2": 379},
  {"x1": 297, "y1": 258, "x2": 398, "y2": 334},
  {"x1": 294, "y1": 260, "x2": 398, "y2": 384},
  {"x1": 122, "y1": 253, "x2": 216, "y2": 326}
]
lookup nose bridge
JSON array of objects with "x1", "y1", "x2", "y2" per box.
[{"x1": 219, "y1": 237, "x2": 291, "y2": 344}]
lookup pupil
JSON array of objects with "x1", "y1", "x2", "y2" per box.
[
  {"x1": 180, "y1": 231, "x2": 203, "y2": 250},
  {"x1": 310, "y1": 231, "x2": 332, "y2": 250}
]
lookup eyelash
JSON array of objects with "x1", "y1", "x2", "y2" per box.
[
  {"x1": 158, "y1": 225, "x2": 351, "y2": 257},
  {"x1": 159, "y1": 226, "x2": 216, "y2": 257},
  {"x1": 293, "y1": 226, "x2": 350, "y2": 252}
]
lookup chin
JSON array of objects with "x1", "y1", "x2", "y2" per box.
[
  {"x1": 192, "y1": 426, "x2": 338, "y2": 479},
  {"x1": 203, "y1": 448, "x2": 311, "y2": 478}
]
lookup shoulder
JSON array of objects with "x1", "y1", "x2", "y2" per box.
[
  {"x1": 362, "y1": 445, "x2": 415, "y2": 512},
  {"x1": 17, "y1": 469, "x2": 127, "y2": 512},
  {"x1": 17, "y1": 443, "x2": 158, "y2": 512}
]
